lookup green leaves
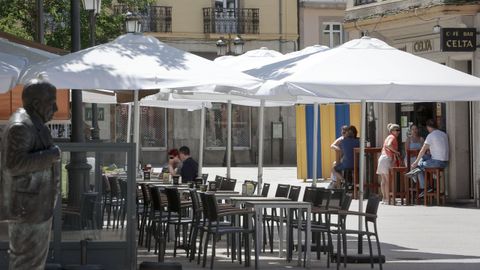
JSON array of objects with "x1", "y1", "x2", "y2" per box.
[{"x1": 0, "y1": 0, "x2": 148, "y2": 50}]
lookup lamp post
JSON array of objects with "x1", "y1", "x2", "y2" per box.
[
  {"x1": 83, "y1": 0, "x2": 102, "y2": 140},
  {"x1": 123, "y1": 12, "x2": 143, "y2": 172},
  {"x1": 216, "y1": 35, "x2": 244, "y2": 172},
  {"x1": 125, "y1": 12, "x2": 142, "y2": 33},
  {"x1": 216, "y1": 34, "x2": 244, "y2": 56}
]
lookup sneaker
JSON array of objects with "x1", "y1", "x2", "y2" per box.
[
  {"x1": 418, "y1": 191, "x2": 425, "y2": 198},
  {"x1": 405, "y1": 168, "x2": 422, "y2": 177},
  {"x1": 427, "y1": 188, "x2": 433, "y2": 193}
]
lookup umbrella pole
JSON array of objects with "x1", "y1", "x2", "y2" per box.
[
  {"x1": 358, "y1": 99, "x2": 367, "y2": 252},
  {"x1": 198, "y1": 103, "x2": 206, "y2": 178},
  {"x1": 257, "y1": 99, "x2": 265, "y2": 195},
  {"x1": 312, "y1": 102, "x2": 319, "y2": 187},
  {"x1": 126, "y1": 103, "x2": 132, "y2": 169},
  {"x1": 227, "y1": 100, "x2": 232, "y2": 179},
  {"x1": 134, "y1": 91, "x2": 141, "y2": 170}
]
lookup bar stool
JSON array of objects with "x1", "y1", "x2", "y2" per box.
[
  {"x1": 388, "y1": 167, "x2": 408, "y2": 205},
  {"x1": 424, "y1": 167, "x2": 446, "y2": 206}
]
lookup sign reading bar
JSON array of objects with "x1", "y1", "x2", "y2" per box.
[{"x1": 441, "y1": 28, "x2": 476, "y2": 52}]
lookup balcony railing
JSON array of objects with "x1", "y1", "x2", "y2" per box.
[
  {"x1": 203, "y1": 8, "x2": 259, "y2": 34},
  {"x1": 355, "y1": 0, "x2": 377, "y2": 6},
  {"x1": 113, "y1": 4, "x2": 172, "y2": 33}
]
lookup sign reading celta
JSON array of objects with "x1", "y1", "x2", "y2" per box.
[{"x1": 441, "y1": 28, "x2": 476, "y2": 52}]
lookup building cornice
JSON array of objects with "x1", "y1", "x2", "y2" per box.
[{"x1": 344, "y1": 4, "x2": 480, "y2": 30}]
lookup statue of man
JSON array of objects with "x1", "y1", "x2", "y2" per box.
[{"x1": 1, "y1": 80, "x2": 60, "y2": 270}]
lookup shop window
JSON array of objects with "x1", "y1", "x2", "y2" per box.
[
  {"x1": 322, "y1": 22, "x2": 343, "y2": 48},
  {"x1": 114, "y1": 104, "x2": 167, "y2": 149},
  {"x1": 205, "y1": 103, "x2": 251, "y2": 149}
]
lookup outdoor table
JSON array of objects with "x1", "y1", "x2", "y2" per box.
[
  {"x1": 243, "y1": 200, "x2": 312, "y2": 268},
  {"x1": 353, "y1": 147, "x2": 382, "y2": 199}
]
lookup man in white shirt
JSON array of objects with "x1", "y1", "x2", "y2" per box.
[{"x1": 406, "y1": 119, "x2": 449, "y2": 196}]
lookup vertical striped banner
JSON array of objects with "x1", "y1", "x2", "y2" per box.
[
  {"x1": 320, "y1": 104, "x2": 336, "y2": 178},
  {"x1": 296, "y1": 105, "x2": 307, "y2": 180},
  {"x1": 296, "y1": 103, "x2": 362, "y2": 179}
]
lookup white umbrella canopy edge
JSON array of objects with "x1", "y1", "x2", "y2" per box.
[
  {"x1": 214, "y1": 47, "x2": 284, "y2": 72},
  {"x1": 284, "y1": 37, "x2": 480, "y2": 101},
  {"x1": 0, "y1": 52, "x2": 28, "y2": 92},
  {"x1": 20, "y1": 33, "x2": 263, "y2": 93}
]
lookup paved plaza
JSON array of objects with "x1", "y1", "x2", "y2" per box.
[{"x1": 138, "y1": 167, "x2": 480, "y2": 270}]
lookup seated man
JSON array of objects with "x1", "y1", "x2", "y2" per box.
[
  {"x1": 178, "y1": 146, "x2": 198, "y2": 183},
  {"x1": 331, "y1": 125, "x2": 360, "y2": 188},
  {"x1": 406, "y1": 119, "x2": 449, "y2": 197}
]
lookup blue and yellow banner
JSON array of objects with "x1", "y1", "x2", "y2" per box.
[{"x1": 296, "y1": 103, "x2": 361, "y2": 180}]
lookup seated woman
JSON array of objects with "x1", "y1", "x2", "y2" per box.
[
  {"x1": 331, "y1": 125, "x2": 360, "y2": 188},
  {"x1": 329, "y1": 125, "x2": 348, "y2": 188},
  {"x1": 167, "y1": 148, "x2": 182, "y2": 176},
  {"x1": 404, "y1": 124, "x2": 424, "y2": 168}
]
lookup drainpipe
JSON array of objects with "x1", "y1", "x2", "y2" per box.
[{"x1": 279, "y1": 0, "x2": 283, "y2": 53}]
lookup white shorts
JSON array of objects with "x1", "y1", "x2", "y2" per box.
[{"x1": 376, "y1": 154, "x2": 392, "y2": 175}]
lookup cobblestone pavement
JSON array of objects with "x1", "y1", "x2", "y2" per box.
[{"x1": 138, "y1": 167, "x2": 480, "y2": 270}]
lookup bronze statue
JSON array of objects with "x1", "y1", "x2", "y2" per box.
[{"x1": 1, "y1": 80, "x2": 60, "y2": 270}]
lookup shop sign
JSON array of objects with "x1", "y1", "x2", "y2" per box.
[
  {"x1": 441, "y1": 28, "x2": 476, "y2": 52},
  {"x1": 413, "y1": 40, "x2": 433, "y2": 53}
]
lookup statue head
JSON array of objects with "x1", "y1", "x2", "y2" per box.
[{"x1": 22, "y1": 79, "x2": 58, "y2": 123}]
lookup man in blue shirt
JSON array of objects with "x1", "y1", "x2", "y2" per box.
[{"x1": 179, "y1": 146, "x2": 198, "y2": 183}]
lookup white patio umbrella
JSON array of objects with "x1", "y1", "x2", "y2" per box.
[
  {"x1": 21, "y1": 34, "x2": 261, "y2": 92},
  {"x1": 21, "y1": 33, "x2": 263, "y2": 168},
  {"x1": 0, "y1": 52, "x2": 27, "y2": 92},
  {"x1": 256, "y1": 36, "x2": 480, "y2": 229},
  {"x1": 0, "y1": 37, "x2": 59, "y2": 63},
  {"x1": 214, "y1": 47, "x2": 283, "y2": 72},
  {"x1": 185, "y1": 47, "x2": 285, "y2": 183}
]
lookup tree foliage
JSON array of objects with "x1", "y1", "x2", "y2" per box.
[{"x1": 0, "y1": 0, "x2": 154, "y2": 51}]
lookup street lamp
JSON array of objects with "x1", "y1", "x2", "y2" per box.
[
  {"x1": 216, "y1": 34, "x2": 244, "y2": 56},
  {"x1": 125, "y1": 12, "x2": 142, "y2": 33},
  {"x1": 83, "y1": 0, "x2": 102, "y2": 140}
]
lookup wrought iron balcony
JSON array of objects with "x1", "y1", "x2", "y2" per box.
[
  {"x1": 113, "y1": 4, "x2": 172, "y2": 33},
  {"x1": 355, "y1": 0, "x2": 377, "y2": 5},
  {"x1": 203, "y1": 8, "x2": 259, "y2": 34}
]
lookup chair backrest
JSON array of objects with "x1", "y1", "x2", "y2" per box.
[
  {"x1": 275, "y1": 184, "x2": 290, "y2": 198},
  {"x1": 365, "y1": 194, "x2": 380, "y2": 223},
  {"x1": 189, "y1": 189, "x2": 201, "y2": 221},
  {"x1": 288, "y1": 185, "x2": 301, "y2": 201},
  {"x1": 102, "y1": 175, "x2": 111, "y2": 194},
  {"x1": 341, "y1": 194, "x2": 352, "y2": 211},
  {"x1": 199, "y1": 192, "x2": 209, "y2": 220},
  {"x1": 204, "y1": 193, "x2": 220, "y2": 222},
  {"x1": 140, "y1": 184, "x2": 151, "y2": 206},
  {"x1": 329, "y1": 188, "x2": 346, "y2": 210},
  {"x1": 303, "y1": 186, "x2": 317, "y2": 203},
  {"x1": 201, "y1": 173, "x2": 209, "y2": 182},
  {"x1": 119, "y1": 179, "x2": 127, "y2": 200},
  {"x1": 214, "y1": 175, "x2": 223, "y2": 187},
  {"x1": 164, "y1": 187, "x2": 181, "y2": 212},
  {"x1": 108, "y1": 177, "x2": 121, "y2": 197},
  {"x1": 149, "y1": 186, "x2": 163, "y2": 212},
  {"x1": 220, "y1": 178, "x2": 237, "y2": 191},
  {"x1": 136, "y1": 184, "x2": 143, "y2": 204},
  {"x1": 314, "y1": 188, "x2": 331, "y2": 208},
  {"x1": 261, "y1": 183, "x2": 270, "y2": 197},
  {"x1": 80, "y1": 192, "x2": 99, "y2": 229}
]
